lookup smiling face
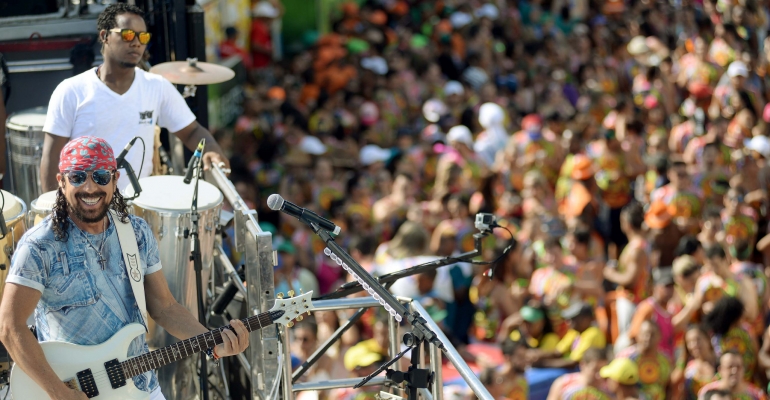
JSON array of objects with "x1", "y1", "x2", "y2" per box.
[
  {"x1": 57, "y1": 170, "x2": 118, "y2": 224},
  {"x1": 102, "y1": 13, "x2": 148, "y2": 68}
]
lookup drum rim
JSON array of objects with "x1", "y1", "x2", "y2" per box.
[
  {"x1": 3, "y1": 196, "x2": 27, "y2": 223},
  {"x1": 128, "y1": 175, "x2": 224, "y2": 212},
  {"x1": 6, "y1": 108, "x2": 47, "y2": 131}
]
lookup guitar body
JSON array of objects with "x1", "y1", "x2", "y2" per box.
[
  {"x1": 10, "y1": 324, "x2": 149, "y2": 400},
  {"x1": 7, "y1": 291, "x2": 315, "y2": 399}
]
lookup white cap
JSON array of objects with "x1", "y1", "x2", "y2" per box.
[
  {"x1": 727, "y1": 61, "x2": 749, "y2": 78},
  {"x1": 627, "y1": 36, "x2": 649, "y2": 55},
  {"x1": 299, "y1": 136, "x2": 326, "y2": 155},
  {"x1": 745, "y1": 135, "x2": 770, "y2": 159},
  {"x1": 447, "y1": 125, "x2": 474, "y2": 147},
  {"x1": 253, "y1": 1, "x2": 279, "y2": 18},
  {"x1": 422, "y1": 99, "x2": 448, "y2": 123},
  {"x1": 478, "y1": 102, "x2": 504, "y2": 128},
  {"x1": 444, "y1": 80, "x2": 465, "y2": 96},
  {"x1": 360, "y1": 144, "x2": 391, "y2": 166},
  {"x1": 361, "y1": 56, "x2": 389, "y2": 75},
  {"x1": 450, "y1": 12, "x2": 473, "y2": 28},
  {"x1": 475, "y1": 4, "x2": 499, "y2": 20}
]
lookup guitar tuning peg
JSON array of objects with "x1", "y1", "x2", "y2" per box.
[
  {"x1": 300, "y1": 288, "x2": 304, "y2": 294},
  {"x1": 277, "y1": 292, "x2": 284, "y2": 299},
  {"x1": 307, "y1": 311, "x2": 311, "y2": 316},
  {"x1": 296, "y1": 315, "x2": 304, "y2": 321},
  {"x1": 287, "y1": 290, "x2": 295, "y2": 297},
  {"x1": 287, "y1": 321, "x2": 294, "y2": 328}
]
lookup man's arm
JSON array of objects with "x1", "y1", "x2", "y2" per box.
[
  {"x1": 144, "y1": 270, "x2": 247, "y2": 357},
  {"x1": 604, "y1": 250, "x2": 640, "y2": 287},
  {"x1": 0, "y1": 284, "x2": 87, "y2": 400},
  {"x1": 41, "y1": 133, "x2": 69, "y2": 192},
  {"x1": 172, "y1": 121, "x2": 230, "y2": 171}
]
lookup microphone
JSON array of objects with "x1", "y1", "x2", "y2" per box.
[
  {"x1": 115, "y1": 137, "x2": 139, "y2": 167},
  {"x1": 267, "y1": 194, "x2": 341, "y2": 235},
  {"x1": 183, "y1": 139, "x2": 205, "y2": 184},
  {"x1": 122, "y1": 161, "x2": 142, "y2": 199}
]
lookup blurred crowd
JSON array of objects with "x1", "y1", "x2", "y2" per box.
[{"x1": 218, "y1": 0, "x2": 770, "y2": 399}]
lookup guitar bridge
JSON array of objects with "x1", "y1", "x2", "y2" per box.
[
  {"x1": 105, "y1": 359, "x2": 127, "y2": 389},
  {"x1": 76, "y1": 368, "x2": 99, "y2": 398}
]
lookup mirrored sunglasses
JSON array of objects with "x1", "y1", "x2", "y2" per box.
[
  {"x1": 109, "y1": 28, "x2": 152, "y2": 45},
  {"x1": 66, "y1": 170, "x2": 115, "y2": 187}
]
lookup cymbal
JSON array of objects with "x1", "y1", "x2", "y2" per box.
[{"x1": 150, "y1": 59, "x2": 235, "y2": 85}]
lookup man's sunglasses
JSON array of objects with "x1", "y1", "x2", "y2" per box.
[
  {"x1": 109, "y1": 28, "x2": 152, "y2": 45},
  {"x1": 66, "y1": 170, "x2": 115, "y2": 187}
]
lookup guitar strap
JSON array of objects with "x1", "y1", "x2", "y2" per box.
[{"x1": 110, "y1": 210, "x2": 149, "y2": 332}]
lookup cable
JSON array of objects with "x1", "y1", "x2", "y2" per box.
[
  {"x1": 135, "y1": 136, "x2": 146, "y2": 179},
  {"x1": 484, "y1": 225, "x2": 515, "y2": 280},
  {"x1": 0, "y1": 189, "x2": 6, "y2": 240}
]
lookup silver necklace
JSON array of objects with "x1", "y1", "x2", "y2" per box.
[{"x1": 81, "y1": 217, "x2": 108, "y2": 270}]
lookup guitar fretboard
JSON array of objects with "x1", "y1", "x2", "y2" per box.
[{"x1": 120, "y1": 310, "x2": 283, "y2": 378}]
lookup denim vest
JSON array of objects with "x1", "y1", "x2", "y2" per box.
[{"x1": 7, "y1": 213, "x2": 161, "y2": 393}]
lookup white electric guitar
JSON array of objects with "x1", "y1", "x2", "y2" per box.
[{"x1": 10, "y1": 291, "x2": 315, "y2": 399}]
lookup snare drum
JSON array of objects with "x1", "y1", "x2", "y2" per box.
[
  {"x1": 26, "y1": 190, "x2": 57, "y2": 227},
  {"x1": 0, "y1": 190, "x2": 27, "y2": 304},
  {"x1": 126, "y1": 176, "x2": 223, "y2": 400}
]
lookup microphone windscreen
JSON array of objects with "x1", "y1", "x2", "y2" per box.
[{"x1": 267, "y1": 194, "x2": 284, "y2": 211}]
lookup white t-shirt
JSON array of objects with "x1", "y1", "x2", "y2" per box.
[{"x1": 44, "y1": 67, "x2": 196, "y2": 191}]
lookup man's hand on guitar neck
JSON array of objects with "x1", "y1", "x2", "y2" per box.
[
  {"x1": 52, "y1": 388, "x2": 89, "y2": 400},
  {"x1": 214, "y1": 319, "x2": 249, "y2": 358}
]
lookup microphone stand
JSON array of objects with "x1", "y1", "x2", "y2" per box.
[
  {"x1": 185, "y1": 156, "x2": 209, "y2": 400},
  {"x1": 309, "y1": 223, "x2": 446, "y2": 399}
]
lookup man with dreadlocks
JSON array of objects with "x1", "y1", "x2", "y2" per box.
[
  {"x1": 0, "y1": 137, "x2": 248, "y2": 400},
  {"x1": 39, "y1": 3, "x2": 230, "y2": 193}
]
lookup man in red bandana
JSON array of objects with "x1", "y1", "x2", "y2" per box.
[{"x1": 0, "y1": 137, "x2": 248, "y2": 400}]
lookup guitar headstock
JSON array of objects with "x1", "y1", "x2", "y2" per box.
[{"x1": 269, "y1": 290, "x2": 316, "y2": 327}]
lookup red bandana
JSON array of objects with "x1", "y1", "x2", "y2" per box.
[{"x1": 59, "y1": 136, "x2": 117, "y2": 173}]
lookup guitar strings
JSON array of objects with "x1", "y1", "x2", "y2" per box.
[{"x1": 86, "y1": 314, "x2": 271, "y2": 381}]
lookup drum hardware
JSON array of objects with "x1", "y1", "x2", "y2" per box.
[{"x1": 185, "y1": 138, "x2": 211, "y2": 400}]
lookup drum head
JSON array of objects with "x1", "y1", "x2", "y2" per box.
[
  {"x1": 127, "y1": 176, "x2": 223, "y2": 211},
  {"x1": 0, "y1": 190, "x2": 23, "y2": 220},
  {"x1": 32, "y1": 190, "x2": 58, "y2": 212},
  {"x1": 7, "y1": 107, "x2": 47, "y2": 130}
]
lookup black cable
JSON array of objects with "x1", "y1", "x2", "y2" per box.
[
  {"x1": 135, "y1": 136, "x2": 146, "y2": 179},
  {"x1": 0, "y1": 189, "x2": 6, "y2": 240},
  {"x1": 485, "y1": 225, "x2": 515, "y2": 280}
]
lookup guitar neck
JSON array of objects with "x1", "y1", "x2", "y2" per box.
[{"x1": 120, "y1": 310, "x2": 284, "y2": 378}]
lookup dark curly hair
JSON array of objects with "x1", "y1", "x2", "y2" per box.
[
  {"x1": 51, "y1": 182, "x2": 131, "y2": 242},
  {"x1": 96, "y1": 4, "x2": 145, "y2": 45}
]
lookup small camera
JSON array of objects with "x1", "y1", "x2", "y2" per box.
[{"x1": 475, "y1": 213, "x2": 497, "y2": 232}]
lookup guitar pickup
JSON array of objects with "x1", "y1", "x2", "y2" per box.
[
  {"x1": 76, "y1": 368, "x2": 99, "y2": 398},
  {"x1": 105, "y1": 359, "x2": 127, "y2": 389}
]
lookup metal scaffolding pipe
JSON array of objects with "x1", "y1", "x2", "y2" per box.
[
  {"x1": 292, "y1": 377, "x2": 388, "y2": 392},
  {"x1": 310, "y1": 297, "x2": 383, "y2": 311},
  {"x1": 409, "y1": 302, "x2": 493, "y2": 400},
  {"x1": 429, "y1": 340, "x2": 443, "y2": 400},
  {"x1": 214, "y1": 245, "x2": 247, "y2": 297}
]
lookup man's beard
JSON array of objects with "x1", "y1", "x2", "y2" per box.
[
  {"x1": 119, "y1": 60, "x2": 138, "y2": 68},
  {"x1": 69, "y1": 191, "x2": 111, "y2": 223}
]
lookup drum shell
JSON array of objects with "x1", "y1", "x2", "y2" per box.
[
  {"x1": 6, "y1": 107, "x2": 46, "y2": 206},
  {"x1": 130, "y1": 201, "x2": 222, "y2": 400},
  {"x1": 0, "y1": 196, "x2": 27, "y2": 305}
]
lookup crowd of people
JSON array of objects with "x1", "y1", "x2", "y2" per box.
[{"x1": 216, "y1": 0, "x2": 770, "y2": 399}]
